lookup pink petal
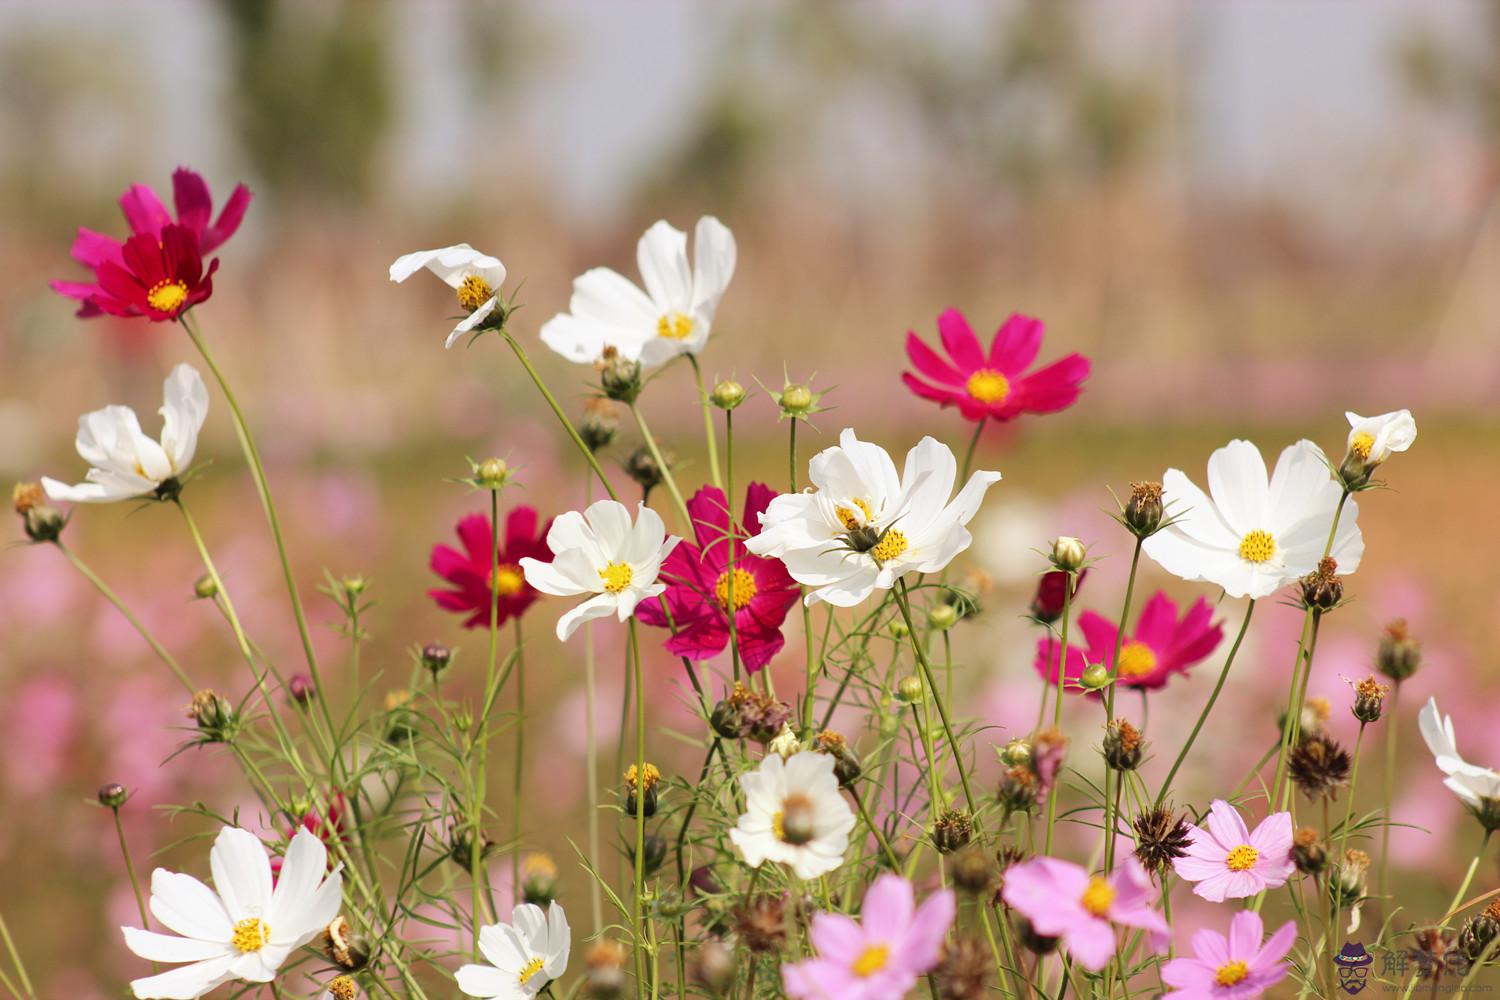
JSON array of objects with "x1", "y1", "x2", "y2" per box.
[
  {"x1": 69, "y1": 227, "x2": 125, "y2": 269},
  {"x1": 808, "y1": 912, "x2": 864, "y2": 964},
  {"x1": 171, "y1": 168, "x2": 213, "y2": 233},
  {"x1": 1204, "y1": 800, "x2": 1251, "y2": 848},
  {"x1": 858, "y1": 874, "x2": 915, "y2": 940},
  {"x1": 901, "y1": 889, "x2": 956, "y2": 970},
  {"x1": 1131, "y1": 592, "x2": 1178, "y2": 650},
  {"x1": 206, "y1": 184, "x2": 252, "y2": 252},
  {"x1": 685, "y1": 486, "x2": 733, "y2": 559},
  {"x1": 1015, "y1": 354, "x2": 1090, "y2": 413},
  {"x1": 904, "y1": 332, "x2": 967, "y2": 385},
  {"x1": 902, "y1": 372, "x2": 967, "y2": 410},
  {"x1": 1065, "y1": 917, "x2": 1117, "y2": 972},
  {"x1": 936, "y1": 308, "x2": 985, "y2": 371},
  {"x1": 988, "y1": 313, "x2": 1044, "y2": 374},
  {"x1": 118, "y1": 182, "x2": 171, "y2": 237},
  {"x1": 1226, "y1": 910, "x2": 1265, "y2": 959},
  {"x1": 1075, "y1": 611, "x2": 1119, "y2": 666},
  {"x1": 454, "y1": 514, "x2": 494, "y2": 563}
]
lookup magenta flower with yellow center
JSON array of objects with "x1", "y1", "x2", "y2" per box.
[
  {"x1": 1034, "y1": 590, "x2": 1224, "y2": 696},
  {"x1": 1002, "y1": 857, "x2": 1168, "y2": 972},
  {"x1": 429, "y1": 507, "x2": 552, "y2": 630}
]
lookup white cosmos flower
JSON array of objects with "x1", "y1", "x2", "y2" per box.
[
  {"x1": 1419, "y1": 697, "x2": 1500, "y2": 810},
  {"x1": 1141, "y1": 439, "x2": 1362, "y2": 601},
  {"x1": 1345, "y1": 409, "x2": 1416, "y2": 468},
  {"x1": 456, "y1": 903, "x2": 571, "y2": 1000},
  {"x1": 539, "y1": 216, "x2": 736, "y2": 368},
  {"x1": 121, "y1": 826, "x2": 343, "y2": 999},
  {"x1": 390, "y1": 244, "x2": 508, "y2": 348},
  {"x1": 519, "y1": 499, "x2": 681, "y2": 641},
  {"x1": 43, "y1": 363, "x2": 208, "y2": 504},
  {"x1": 744, "y1": 428, "x2": 1001, "y2": 608},
  {"x1": 729, "y1": 751, "x2": 855, "y2": 880}
]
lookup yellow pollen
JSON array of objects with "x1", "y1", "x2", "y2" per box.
[
  {"x1": 230, "y1": 917, "x2": 270, "y2": 953},
  {"x1": 517, "y1": 956, "x2": 546, "y2": 986},
  {"x1": 1225, "y1": 844, "x2": 1259, "y2": 872},
  {"x1": 870, "y1": 529, "x2": 908, "y2": 564},
  {"x1": 834, "y1": 497, "x2": 873, "y2": 530},
  {"x1": 852, "y1": 943, "x2": 891, "y2": 977},
  {"x1": 328, "y1": 977, "x2": 357, "y2": 1000},
  {"x1": 772, "y1": 810, "x2": 785, "y2": 841},
  {"x1": 1215, "y1": 960, "x2": 1250, "y2": 987},
  {"x1": 146, "y1": 280, "x2": 189, "y2": 314},
  {"x1": 965, "y1": 368, "x2": 1011, "y2": 404},
  {"x1": 656, "y1": 311, "x2": 695, "y2": 340},
  {"x1": 1080, "y1": 876, "x2": 1115, "y2": 917},
  {"x1": 1349, "y1": 432, "x2": 1375, "y2": 461},
  {"x1": 598, "y1": 562, "x2": 633, "y2": 593},
  {"x1": 1237, "y1": 529, "x2": 1276, "y2": 564},
  {"x1": 715, "y1": 567, "x2": 758, "y2": 611},
  {"x1": 456, "y1": 274, "x2": 493, "y2": 312},
  {"x1": 1115, "y1": 641, "x2": 1157, "y2": 678},
  {"x1": 490, "y1": 563, "x2": 525, "y2": 597}
]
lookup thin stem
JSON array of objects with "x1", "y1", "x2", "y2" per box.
[
  {"x1": 1044, "y1": 571, "x2": 1077, "y2": 854},
  {"x1": 1157, "y1": 599, "x2": 1257, "y2": 806},
  {"x1": 629, "y1": 620, "x2": 648, "y2": 999},
  {"x1": 472, "y1": 486, "x2": 502, "y2": 958},
  {"x1": 629, "y1": 402, "x2": 691, "y2": 527},
  {"x1": 1381, "y1": 682, "x2": 1401, "y2": 895},
  {"x1": 1103, "y1": 539, "x2": 1143, "y2": 870},
  {"x1": 113, "y1": 807, "x2": 150, "y2": 929},
  {"x1": 512, "y1": 616, "x2": 526, "y2": 901},
  {"x1": 1278, "y1": 615, "x2": 1323, "y2": 813},
  {"x1": 500, "y1": 330, "x2": 619, "y2": 500},
  {"x1": 958, "y1": 417, "x2": 986, "y2": 484},
  {"x1": 688, "y1": 355, "x2": 723, "y2": 491},
  {"x1": 893, "y1": 581, "x2": 978, "y2": 819},
  {"x1": 723, "y1": 407, "x2": 742, "y2": 681},
  {"x1": 849, "y1": 790, "x2": 902, "y2": 870},
  {"x1": 0, "y1": 910, "x2": 34, "y2": 1000}
]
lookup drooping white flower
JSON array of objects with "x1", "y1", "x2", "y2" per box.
[
  {"x1": 456, "y1": 902, "x2": 571, "y2": 1000},
  {"x1": 1344, "y1": 409, "x2": 1416, "y2": 469},
  {"x1": 729, "y1": 751, "x2": 855, "y2": 880},
  {"x1": 390, "y1": 244, "x2": 508, "y2": 348},
  {"x1": 1141, "y1": 439, "x2": 1362, "y2": 601},
  {"x1": 744, "y1": 428, "x2": 1001, "y2": 608},
  {"x1": 539, "y1": 216, "x2": 736, "y2": 368},
  {"x1": 519, "y1": 499, "x2": 680, "y2": 641},
  {"x1": 1419, "y1": 697, "x2": 1500, "y2": 812},
  {"x1": 120, "y1": 826, "x2": 343, "y2": 999},
  {"x1": 43, "y1": 363, "x2": 208, "y2": 504}
]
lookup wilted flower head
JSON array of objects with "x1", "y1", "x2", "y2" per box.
[
  {"x1": 1122, "y1": 480, "x2": 1165, "y2": 538},
  {"x1": 1347, "y1": 675, "x2": 1389, "y2": 724},
  {"x1": 734, "y1": 894, "x2": 787, "y2": 953},
  {"x1": 1102, "y1": 719, "x2": 1145, "y2": 772},
  {"x1": 1292, "y1": 827, "x2": 1328, "y2": 875},
  {"x1": 12, "y1": 481, "x2": 63, "y2": 543},
  {"x1": 1288, "y1": 734, "x2": 1353, "y2": 800},
  {"x1": 1132, "y1": 806, "x2": 1192, "y2": 876},
  {"x1": 579, "y1": 397, "x2": 620, "y2": 452},
  {"x1": 624, "y1": 763, "x2": 661, "y2": 818},
  {"x1": 932, "y1": 810, "x2": 973, "y2": 855},
  {"x1": 1299, "y1": 556, "x2": 1344, "y2": 612},
  {"x1": 1031, "y1": 728, "x2": 1069, "y2": 804}
]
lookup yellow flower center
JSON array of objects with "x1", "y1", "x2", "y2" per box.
[
  {"x1": 328, "y1": 977, "x2": 357, "y2": 1000},
  {"x1": 599, "y1": 562, "x2": 633, "y2": 593},
  {"x1": 1237, "y1": 529, "x2": 1276, "y2": 564},
  {"x1": 517, "y1": 956, "x2": 546, "y2": 986},
  {"x1": 852, "y1": 943, "x2": 891, "y2": 977},
  {"x1": 1080, "y1": 876, "x2": 1115, "y2": 917},
  {"x1": 1225, "y1": 844, "x2": 1259, "y2": 872},
  {"x1": 1215, "y1": 960, "x2": 1250, "y2": 987},
  {"x1": 490, "y1": 563, "x2": 525, "y2": 597},
  {"x1": 965, "y1": 368, "x2": 1011, "y2": 404},
  {"x1": 834, "y1": 498, "x2": 873, "y2": 530},
  {"x1": 657, "y1": 311, "x2": 695, "y2": 340},
  {"x1": 230, "y1": 917, "x2": 270, "y2": 953},
  {"x1": 1349, "y1": 431, "x2": 1375, "y2": 461},
  {"x1": 715, "y1": 567, "x2": 758, "y2": 611},
  {"x1": 1115, "y1": 640, "x2": 1158, "y2": 678},
  {"x1": 456, "y1": 274, "x2": 493, "y2": 312},
  {"x1": 870, "y1": 529, "x2": 908, "y2": 564},
  {"x1": 146, "y1": 280, "x2": 189, "y2": 314}
]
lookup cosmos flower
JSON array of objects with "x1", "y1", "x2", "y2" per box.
[
  {"x1": 43, "y1": 363, "x2": 208, "y2": 504},
  {"x1": 1142, "y1": 439, "x2": 1362, "y2": 600},
  {"x1": 781, "y1": 874, "x2": 954, "y2": 1000},
  {"x1": 120, "y1": 826, "x2": 343, "y2": 999},
  {"x1": 745, "y1": 429, "x2": 1001, "y2": 608},
  {"x1": 78, "y1": 224, "x2": 219, "y2": 322},
  {"x1": 729, "y1": 751, "x2": 856, "y2": 880},
  {"x1": 390, "y1": 244, "x2": 509, "y2": 348},
  {"x1": 519, "y1": 500, "x2": 680, "y2": 641},
  {"x1": 429, "y1": 507, "x2": 552, "y2": 630},
  {"x1": 539, "y1": 216, "x2": 736, "y2": 368},
  {"x1": 1001, "y1": 857, "x2": 1168, "y2": 972},
  {"x1": 1419, "y1": 698, "x2": 1500, "y2": 821},
  {"x1": 456, "y1": 902, "x2": 571, "y2": 1000},
  {"x1": 1034, "y1": 591, "x2": 1224, "y2": 695},
  {"x1": 902, "y1": 309, "x2": 1090, "y2": 423},
  {"x1": 1172, "y1": 800, "x2": 1295, "y2": 902},
  {"x1": 1343, "y1": 410, "x2": 1417, "y2": 471},
  {"x1": 1161, "y1": 909, "x2": 1297, "y2": 999},
  {"x1": 635, "y1": 483, "x2": 800, "y2": 672}
]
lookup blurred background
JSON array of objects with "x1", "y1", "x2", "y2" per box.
[{"x1": 2, "y1": 0, "x2": 1499, "y2": 993}]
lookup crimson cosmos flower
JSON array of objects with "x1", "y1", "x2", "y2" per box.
[
  {"x1": 83, "y1": 225, "x2": 220, "y2": 321},
  {"x1": 1034, "y1": 590, "x2": 1224, "y2": 695},
  {"x1": 429, "y1": 507, "x2": 552, "y2": 630},
  {"x1": 902, "y1": 309, "x2": 1090, "y2": 422},
  {"x1": 636, "y1": 484, "x2": 800, "y2": 672}
]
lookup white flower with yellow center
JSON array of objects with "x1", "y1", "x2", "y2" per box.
[
  {"x1": 729, "y1": 751, "x2": 856, "y2": 879},
  {"x1": 745, "y1": 428, "x2": 1001, "y2": 607},
  {"x1": 456, "y1": 903, "x2": 571, "y2": 1000},
  {"x1": 539, "y1": 216, "x2": 736, "y2": 368},
  {"x1": 519, "y1": 499, "x2": 680, "y2": 641},
  {"x1": 1141, "y1": 439, "x2": 1362, "y2": 600},
  {"x1": 120, "y1": 826, "x2": 343, "y2": 999},
  {"x1": 1344, "y1": 409, "x2": 1416, "y2": 469},
  {"x1": 390, "y1": 244, "x2": 508, "y2": 348},
  {"x1": 43, "y1": 363, "x2": 208, "y2": 505}
]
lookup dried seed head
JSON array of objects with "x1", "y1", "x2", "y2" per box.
[
  {"x1": 327, "y1": 976, "x2": 358, "y2": 1000},
  {"x1": 932, "y1": 936, "x2": 991, "y2": 999},
  {"x1": 932, "y1": 809, "x2": 973, "y2": 855},
  {"x1": 1349, "y1": 675, "x2": 1390, "y2": 724},
  {"x1": 597, "y1": 348, "x2": 643, "y2": 403},
  {"x1": 580, "y1": 397, "x2": 620, "y2": 452},
  {"x1": 624, "y1": 763, "x2": 661, "y2": 818},
  {"x1": 734, "y1": 895, "x2": 786, "y2": 953},
  {"x1": 1377, "y1": 619, "x2": 1422, "y2": 682},
  {"x1": 1103, "y1": 719, "x2": 1144, "y2": 772},
  {"x1": 1292, "y1": 827, "x2": 1328, "y2": 875},
  {"x1": 1132, "y1": 806, "x2": 1192, "y2": 876},
  {"x1": 1300, "y1": 557, "x2": 1343, "y2": 612},
  {"x1": 1289, "y1": 733, "x2": 1352, "y2": 801},
  {"x1": 1123, "y1": 481, "x2": 1165, "y2": 537}
]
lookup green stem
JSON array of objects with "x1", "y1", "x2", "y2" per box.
[
  {"x1": 723, "y1": 407, "x2": 742, "y2": 681},
  {"x1": 1157, "y1": 600, "x2": 1256, "y2": 806},
  {"x1": 958, "y1": 417, "x2": 985, "y2": 484},
  {"x1": 1044, "y1": 571, "x2": 1076, "y2": 854},
  {"x1": 1381, "y1": 682, "x2": 1401, "y2": 895},
  {"x1": 1103, "y1": 539, "x2": 1143, "y2": 870},
  {"x1": 1330, "y1": 723, "x2": 1367, "y2": 951},
  {"x1": 0, "y1": 910, "x2": 34, "y2": 1000},
  {"x1": 1278, "y1": 615, "x2": 1322, "y2": 813},
  {"x1": 629, "y1": 402, "x2": 690, "y2": 527},
  {"x1": 113, "y1": 807, "x2": 150, "y2": 929},
  {"x1": 513, "y1": 617, "x2": 526, "y2": 903},
  {"x1": 500, "y1": 330, "x2": 619, "y2": 501},
  {"x1": 893, "y1": 581, "x2": 978, "y2": 820},
  {"x1": 849, "y1": 790, "x2": 902, "y2": 870},
  {"x1": 629, "y1": 620, "x2": 648, "y2": 999},
  {"x1": 688, "y1": 354, "x2": 723, "y2": 491}
]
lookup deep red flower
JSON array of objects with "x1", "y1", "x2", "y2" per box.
[
  {"x1": 429, "y1": 506, "x2": 552, "y2": 630},
  {"x1": 903, "y1": 309, "x2": 1090, "y2": 422},
  {"x1": 81, "y1": 225, "x2": 219, "y2": 321},
  {"x1": 1034, "y1": 591, "x2": 1225, "y2": 696},
  {"x1": 636, "y1": 484, "x2": 800, "y2": 672},
  {"x1": 1029, "y1": 568, "x2": 1086, "y2": 625}
]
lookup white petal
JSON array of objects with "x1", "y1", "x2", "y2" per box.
[
  {"x1": 266, "y1": 827, "x2": 327, "y2": 929},
  {"x1": 129, "y1": 955, "x2": 237, "y2": 999},
  {"x1": 390, "y1": 244, "x2": 505, "y2": 288},
  {"x1": 208, "y1": 826, "x2": 272, "y2": 921},
  {"x1": 456, "y1": 962, "x2": 516, "y2": 999},
  {"x1": 898, "y1": 436, "x2": 957, "y2": 526},
  {"x1": 1206, "y1": 439, "x2": 1269, "y2": 532},
  {"x1": 446, "y1": 297, "x2": 499, "y2": 349},
  {"x1": 636, "y1": 220, "x2": 691, "y2": 310},
  {"x1": 121, "y1": 927, "x2": 229, "y2": 964},
  {"x1": 521, "y1": 554, "x2": 593, "y2": 597},
  {"x1": 570, "y1": 267, "x2": 658, "y2": 326},
  {"x1": 582, "y1": 499, "x2": 634, "y2": 553},
  {"x1": 690, "y1": 215, "x2": 737, "y2": 319},
  {"x1": 556, "y1": 593, "x2": 617, "y2": 641},
  {"x1": 149, "y1": 869, "x2": 233, "y2": 941},
  {"x1": 545, "y1": 903, "x2": 571, "y2": 973},
  {"x1": 539, "y1": 313, "x2": 641, "y2": 365},
  {"x1": 158, "y1": 364, "x2": 208, "y2": 474},
  {"x1": 1159, "y1": 468, "x2": 1240, "y2": 547},
  {"x1": 41, "y1": 475, "x2": 137, "y2": 504}
]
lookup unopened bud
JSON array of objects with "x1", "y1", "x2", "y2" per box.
[
  {"x1": 710, "y1": 379, "x2": 746, "y2": 410},
  {"x1": 1102, "y1": 719, "x2": 1144, "y2": 771},
  {"x1": 895, "y1": 676, "x2": 924, "y2": 704},
  {"x1": 187, "y1": 689, "x2": 236, "y2": 741},
  {"x1": 951, "y1": 844, "x2": 993, "y2": 894},
  {"x1": 521, "y1": 853, "x2": 558, "y2": 905},
  {"x1": 340, "y1": 574, "x2": 368, "y2": 597},
  {"x1": 97, "y1": 782, "x2": 128, "y2": 808},
  {"x1": 1080, "y1": 662, "x2": 1110, "y2": 691},
  {"x1": 689, "y1": 865, "x2": 723, "y2": 897},
  {"x1": 474, "y1": 457, "x2": 510, "y2": 490},
  {"x1": 709, "y1": 696, "x2": 743, "y2": 739},
  {"x1": 927, "y1": 603, "x2": 958, "y2": 631},
  {"x1": 629, "y1": 833, "x2": 668, "y2": 875},
  {"x1": 887, "y1": 620, "x2": 910, "y2": 639},
  {"x1": 288, "y1": 674, "x2": 315, "y2": 706},
  {"x1": 1000, "y1": 739, "x2": 1032, "y2": 768},
  {"x1": 580, "y1": 398, "x2": 620, "y2": 452},
  {"x1": 1051, "y1": 536, "x2": 1086, "y2": 573},
  {"x1": 1123, "y1": 481, "x2": 1164, "y2": 537},
  {"x1": 779, "y1": 383, "x2": 815, "y2": 416},
  {"x1": 1376, "y1": 619, "x2": 1421, "y2": 682},
  {"x1": 421, "y1": 642, "x2": 452, "y2": 676},
  {"x1": 597, "y1": 348, "x2": 642, "y2": 404},
  {"x1": 625, "y1": 446, "x2": 666, "y2": 496},
  {"x1": 193, "y1": 574, "x2": 218, "y2": 599}
]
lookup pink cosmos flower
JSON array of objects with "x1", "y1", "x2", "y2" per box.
[
  {"x1": 429, "y1": 507, "x2": 552, "y2": 630},
  {"x1": 636, "y1": 484, "x2": 800, "y2": 672},
  {"x1": 1035, "y1": 591, "x2": 1224, "y2": 696},
  {"x1": 1002, "y1": 856, "x2": 1168, "y2": 972},
  {"x1": 1173, "y1": 799, "x2": 1295, "y2": 902},
  {"x1": 903, "y1": 309, "x2": 1090, "y2": 423},
  {"x1": 781, "y1": 874, "x2": 954, "y2": 1000},
  {"x1": 1161, "y1": 909, "x2": 1297, "y2": 999}
]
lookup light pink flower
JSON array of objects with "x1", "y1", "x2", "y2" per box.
[
  {"x1": 781, "y1": 874, "x2": 954, "y2": 999},
  {"x1": 1002, "y1": 857, "x2": 1168, "y2": 972},
  {"x1": 1173, "y1": 800, "x2": 1295, "y2": 902},
  {"x1": 1161, "y1": 909, "x2": 1297, "y2": 998}
]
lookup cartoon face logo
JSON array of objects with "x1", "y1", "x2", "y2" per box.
[{"x1": 1334, "y1": 942, "x2": 1374, "y2": 995}]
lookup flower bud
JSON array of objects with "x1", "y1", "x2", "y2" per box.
[
  {"x1": 1079, "y1": 662, "x2": 1110, "y2": 691},
  {"x1": 1123, "y1": 481, "x2": 1164, "y2": 537},
  {"x1": 1292, "y1": 827, "x2": 1328, "y2": 876},
  {"x1": 778, "y1": 792, "x2": 818, "y2": 846},
  {"x1": 584, "y1": 939, "x2": 630, "y2": 999},
  {"x1": 384, "y1": 689, "x2": 417, "y2": 742},
  {"x1": 932, "y1": 809, "x2": 973, "y2": 854},
  {"x1": 1327, "y1": 849, "x2": 1369, "y2": 906},
  {"x1": 448, "y1": 828, "x2": 497, "y2": 869},
  {"x1": 996, "y1": 765, "x2": 1038, "y2": 815},
  {"x1": 741, "y1": 688, "x2": 792, "y2": 744},
  {"x1": 340, "y1": 574, "x2": 368, "y2": 597},
  {"x1": 288, "y1": 674, "x2": 315, "y2": 706},
  {"x1": 999, "y1": 738, "x2": 1032, "y2": 768},
  {"x1": 779, "y1": 383, "x2": 815, "y2": 416},
  {"x1": 1376, "y1": 619, "x2": 1422, "y2": 682},
  {"x1": 689, "y1": 865, "x2": 723, "y2": 898},
  {"x1": 693, "y1": 939, "x2": 736, "y2": 994},
  {"x1": 895, "y1": 675, "x2": 924, "y2": 704},
  {"x1": 815, "y1": 730, "x2": 862, "y2": 787},
  {"x1": 887, "y1": 620, "x2": 910, "y2": 639},
  {"x1": 1029, "y1": 569, "x2": 1083, "y2": 625},
  {"x1": 624, "y1": 763, "x2": 661, "y2": 818},
  {"x1": 597, "y1": 348, "x2": 642, "y2": 403},
  {"x1": 1299, "y1": 557, "x2": 1343, "y2": 612},
  {"x1": 521, "y1": 853, "x2": 558, "y2": 905},
  {"x1": 193, "y1": 574, "x2": 218, "y2": 599},
  {"x1": 1102, "y1": 719, "x2": 1144, "y2": 772},
  {"x1": 625, "y1": 446, "x2": 666, "y2": 497},
  {"x1": 1349, "y1": 675, "x2": 1389, "y2": 724},
  {"x1": 927, "y1": 603, "x2": 958, "y2": 631},
  {"x1": 321, "y1": 915, "x2": 369, "y2": 971},
  {"x1": 710, "y1": 379, "x2": 746, "y2": 410},
  {"x1": 1338, "y1": 449, "x2": 1373, "y2": 491},
  {"x1": 187, "y1": 689, "x2": 237, "y2": 741},
  {"x1": 767, "y1": 724, "x2": 801, "y2": 759},
  {"x1": 474, "y1": 457, "x2": 510, "y2": 491},
  {"x1": 420, "y1": 642, "x2": 452, "y2": 676},
  {"x1": 1016, "y1": 918, "x2": 1059, "y2": 956},
  {"x1": 951, "y1": 845, "x2": 993, "y2": 894},
  {"x1": 97, "y1": 782, "x2": 128, "y2": 808},
  {"x1": 580, "y1": 398, "x2": 620, "y2": 453},
  {"x1": 14, "y1": 483, "x2": 64, "y2": 543},
  {"x1": 1051, "y1": 536, "x2": 1087, "y2": 573}
]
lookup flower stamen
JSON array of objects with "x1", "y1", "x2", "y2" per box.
[
  {"x1": 834, "y1": 498, "x2": 873, "y2": 530},
  {"x1": 965, "y1": 368, "x2": 1011, "y2": 404},
  {"x1": 1349, "y1": 432, "x2": 1375, "y2": 461},
  {"x1": 1080, "y1": 876, "x2": 1115, "y2": 917},
  {"x1": 490, "y1": 563, "x2": 525, "y2": 597},
  {"x1": 1116, "y1": 641, "x2": 1157, "y2": 678},
  {"x1": 517, "y1": 956, "x2": 546, "y2": 985},
  {"x1": 456, "y1": 274, "x2": 493, "y2": 313},
  {"x1": 231, "y1": 917, "x2": 270, "y2": 953},
  {"x1": 656, "y1": 311, "x2": 694, "y2": 340},
  {"x1": 1215, "y1": 960, "x2": 1250, "y2": 986},
  {"x1": 852, "y1": 943, "x2": 890, "y2": 977},
  {"x1": 599, "y1": 562, "x2": 633, "y2": 593},
  {"x1": 1225, "y1": 844, "x2": 1259, "y2": 871},
  {"x1": 1237, "y1": 529, "x2": 1276, "y2": 564},
  {"x1": 870, "y1": 529, "x2": 908, "y2": 564},
  {"x1": 715, "y1": 567, "x2": 757, "y2": 611},
  {"x1": 147, "y1": 280, "x2": 189, "y2": 315}
]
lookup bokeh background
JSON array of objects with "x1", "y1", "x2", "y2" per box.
[{"x1": 3, "y1": 0, "x2": 1499, "y2": 993}]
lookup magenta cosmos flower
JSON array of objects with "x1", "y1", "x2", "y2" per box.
[
  {"x1": 1035, "y1": 591, "x2": 1224, "y2": 696},
  {"x1": 1002, "y1": 857, "x2": 1168, "y2": 972},
  {"x1": 903, "y1": 309, "x2": 1090, "y2": 423},
  {"x1": 1162, "y1": 909, "x2": 1297, "y2": 999},
  {"x1": 781, "y1": 874, "x2": 954, "y2": 1000},
  {"x1": 1173, "y1": 800, "x2": 1295, "y2": 902},
  {"x1": 429, "y1": 507, "x2": 552, "y2": 630},
  {"x1": 52, "y1": 167, "x2": 250, "y2": 318},
  {"x1": 636, "y1": 484, "x2": 799, "y2": 672}
]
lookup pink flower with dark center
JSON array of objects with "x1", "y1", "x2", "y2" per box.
[
  {"x1": 1161, "y1": 909, "x2": 1297, "y2": 999},
  {"x1": 1001, "y1": 857, "x2": 1168, "y2": 972},
  {"x1": 429, "y1": 507, "x2": 552, "y2": 630},
  {"x1": 1172, "y1": 799, "x2": 1295, "y2": 902},
  {"x1": 903, "y1": 309, "x2": 1090, "y2": 423},
  {"x1": 636, "y1": 484, "x2": 800, "y2": 672},
  {"x1": 781, "y1": 874, "x2": 954, "y2": 1000},
  {"x1": 1034, "y1": 591, "x2": 1224, "y2": 696}
]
